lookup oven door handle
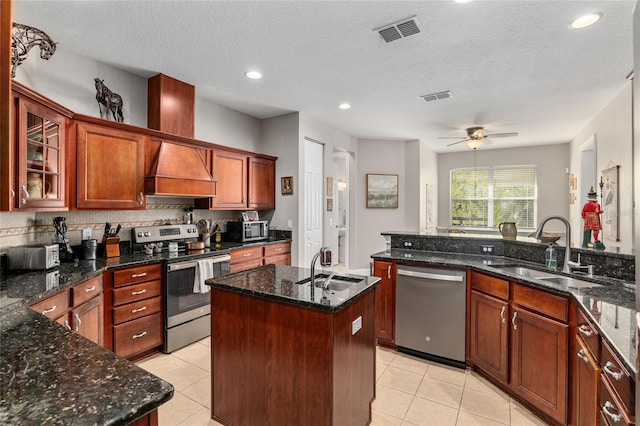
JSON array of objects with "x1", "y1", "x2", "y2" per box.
[{"x1": 167, "y1": 255, "x2": 231, "y2": 272}]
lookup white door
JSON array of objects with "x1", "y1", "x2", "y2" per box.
[
  {"x1": 304, "y1": 139, "x2": 323, "y2": 267},
  {"x1": 330, "y1": 160, "x2": 339, "y2": 265}
]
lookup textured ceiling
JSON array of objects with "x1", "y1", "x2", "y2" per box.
[{"x1": 13, "y1": 0, "x2": 634, "y2": 153}]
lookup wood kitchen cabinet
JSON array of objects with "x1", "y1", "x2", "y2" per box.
[
  {"x1": 572, "y1": 307, "x2": 601, "y2": 426},
  {"x1": 107, "y1": 263, "x2": 163, "y2": 359},
  {"x1": 373, "y1": 260, "x2": 395, "y2": 346},
  {"x1": 196, "y1": 149, "x2": 276, "y2": 210},
  {"x1": 4, "y1": 82, "x2": 72, "y2": 211},
  {"x1": 230, "y1": 241, "x2": 291, "y2": 273},
  {"x1": 469, "y1": 272, "x2": 509, "y2": 383},
  {"x1": 29, "y1": 274, "x2": 104, "y2": 346},
  {"x1": 599, "y1": 340, "x2": 635, "y2": 425},
  {"x1": 468, "y1": 272, "x2": 569, "y2": 425},
  {"x1": 73, "y1": 118, "x2": 146, "y2": 209}
]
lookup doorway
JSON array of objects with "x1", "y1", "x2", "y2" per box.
[
  {"x1": 333, "y1": 152, "x2": 350, "y2": 271},
  {"x1": 580, "y1": 135, "x2": 598, "y2": 208},
  {"x1": 303, "y1": 138, "x2": 324, "y2": 267}
]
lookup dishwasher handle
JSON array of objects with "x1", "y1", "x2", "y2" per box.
[{"x1": 396, "y1": 268, "x2": 464, "y2": 282}]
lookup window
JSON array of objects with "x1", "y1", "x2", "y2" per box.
[{"x1": 450, "y1": 166, "x2": 537, "y2": 229}]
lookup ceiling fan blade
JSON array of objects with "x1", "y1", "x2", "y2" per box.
[
  {"x1": 485, "y1": 132, "x2": 518, "y2": 138},
  {"x1": 446, "y1": 139, "x2": 466, "y2": 147},
  {"x1": 438, "y1": 136, "x2": 466, "y2": 140}
]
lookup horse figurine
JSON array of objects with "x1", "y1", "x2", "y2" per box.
[
  {"x1": 11, "y1": 23, "x2": 57, "y2": 78},
  {"x1": 94, "y1": 78, "x2": 124, "y2": 123}
]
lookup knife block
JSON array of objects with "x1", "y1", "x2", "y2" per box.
[{"x1": 103, "y1": 236, "x2": 120, "y2": 258}]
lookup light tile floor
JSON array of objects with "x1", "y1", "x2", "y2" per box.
[{"x1": 137, "y1": 340, "x2": 550, "y2": 426}]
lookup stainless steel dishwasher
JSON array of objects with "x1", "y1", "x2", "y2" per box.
[{"x1": 395, "y1": 264, "x2": 466, "y2": 367}]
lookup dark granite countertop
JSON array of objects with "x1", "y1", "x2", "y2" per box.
[
  {"x1": 0, "y1": 237, "x2": 291, "y2": 425},
  {"x1": 206, "y1": 264, "x2": 381, "y2": 312},
  {"x1": 372, "y1": 249, "x2": 636, "y2": 374}
]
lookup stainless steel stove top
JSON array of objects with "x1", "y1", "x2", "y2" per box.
[{"x1": 132, "y1": 224, "x2": 199, "y2": 244}]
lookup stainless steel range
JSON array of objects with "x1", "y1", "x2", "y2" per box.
[{"x1": 132, "y1": 224, "x2": 230, "y2": 353}]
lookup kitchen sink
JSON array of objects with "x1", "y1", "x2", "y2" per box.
[
  {"x1": 539, "y1": 276, "x2": 602, "y2": 289},
  {"x1": 490, "y1": 265, "x2": 553, "y2": 278},
  {"x1": 297, "y1": 274, "x2": 363, "y2": 291}
]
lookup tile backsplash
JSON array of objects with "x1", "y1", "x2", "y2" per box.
[{"x1": 0, "y1": 197, "x2": 242, "y2": 253}]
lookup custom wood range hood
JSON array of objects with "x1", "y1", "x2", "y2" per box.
[
  {"x1": 144, "y1": 140, "x2": 216, "y2": 197},
  {"x1": 145, "y1": 73, "x2": 216, "y2": 197}
]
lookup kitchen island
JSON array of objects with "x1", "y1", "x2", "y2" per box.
[{"x1": 206, "y1": 264, "x2": 381, "y2": 426}]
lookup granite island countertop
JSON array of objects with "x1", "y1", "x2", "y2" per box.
[
  {"x1": 206, "y1": 264, "x2": 381, "y2": 312},
  {"x1": 372, "y1": 248, "x2": 636, "y2": 374}
]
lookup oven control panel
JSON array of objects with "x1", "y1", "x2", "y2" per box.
[{"x1": 132, "y1": 224, "x2": 199, "y2": 243}]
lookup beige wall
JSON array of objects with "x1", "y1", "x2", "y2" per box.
[
  {"x1": 569, "y1": 83, "x2": 633, "y2": 251},
  {"x1": 437, "y1": 144, "x2": 571, "y2": 234}
]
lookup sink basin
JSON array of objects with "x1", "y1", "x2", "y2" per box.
[
  {"x1": 491, "y1": 265, "x2": 553, "y2": 279},
  {"x1": 539, "y1": 276, "x2": 602, "y2": 289},
  {"x1": 297, "y1": 274, "x2": 363, "y2": 292}
]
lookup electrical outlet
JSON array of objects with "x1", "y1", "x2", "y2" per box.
[
  {"x1": 287, "y1": 219, "x2": 293, "y2": 229},
  {"x1": 82, "y1": 228, "x2": 92, "y2": 240},
  {"x1": 480, "y1": 244, "x2": 494, "y2": 254}
]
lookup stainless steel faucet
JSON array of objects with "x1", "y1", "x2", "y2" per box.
[
  {"x1": 533, "y1": 215, "x2": 575, "y2": 273},
  {"x1": 310, "y1": 247, "x2": 332, "y2": 298}
]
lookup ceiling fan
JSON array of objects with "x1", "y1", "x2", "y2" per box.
[{"x1": 439, "y1": 126, "x2": 519, "y2": 150}]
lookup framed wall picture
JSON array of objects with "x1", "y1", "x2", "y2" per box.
[
  {"x1": 366, "y1": 174, "x2": 398, "y2": 208},
  {"x1": 601, "y1": 165, "x2": 619, "y2": 241},
  {"x1": 327, "y1": 177, "x2": 333, "y2": 197},
  {"x1": 327, "y1": 198, "x2": 333, "y2": 212},
  {"x1": 281, "y1": 176, "x2": 293, "y2": 195}
]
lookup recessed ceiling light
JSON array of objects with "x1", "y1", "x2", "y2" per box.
[
  {"x1": 338, "y1": 103, "x2": 351, "y2": 110},
  {"x1": 570, "y1": 13, "x2": 602, "y2": 29},
  {"x1": 245, "y1": 71, "x2": 262, "y2": 80},
  {"x1": 453, "y1": 0, "x2": 474, "y2": 3}
]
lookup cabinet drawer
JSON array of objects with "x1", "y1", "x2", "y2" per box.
[
  {"x1": 577, "y1": 308, "x2": 600, "y2": 361},
  {"x1": 113, "y1": 296, "x2": 162, "y2": 325},
  {"x1": 230, "y1": 258, "x2": 263, "y2": 273},
  {"x1": 113, "y1": 280, "x2": 162, "y2": 306},
  {"x1": 72, "y1": 275, "x2": 103, "y2": 307},
  {"x1": 30, "y1": 290, "x2": 70, "y2": 319},
  {"x1": 513, "y1": 283, "x2": 568, "y2": 322},
  {"x1": 601, "y1": 340, "x2": 635, "y2": 417},
  {"x1": 114, "y1": 312, "x2": 163, "y2": 358},
  {"x1": 264, "y1": 253, "x2": 291, "y2": 266},
  {"x1": 600, "y1": 375, "x2": 634, "y2": 426},
  {"x1": 470, "y1": 271, "x2": 509, "y2": 300},
  {"x1": 264, "y1": 242, "x2": 290, "y2": 257},
  {"x1": 113, "y1": 264, "x2": 162, "y2": 287},
  {"x1": 230, "y1": 246, "x2": 263, "y2": 264}
]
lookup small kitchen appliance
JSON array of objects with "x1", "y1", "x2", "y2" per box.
[
  {"x1": 80, "y1": 239, "x2": 98, "y2": 260},
  {"x1": 227, "y1": 220, "x2": 269, "y2": 242},
  {"x1": 52, "y1": 216, "x2": 74, "y2": 261},
  {"x1": 7, "y1": 244, "x2": 60, "y2": 270}
]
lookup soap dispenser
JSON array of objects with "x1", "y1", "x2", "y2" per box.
[{"x1": 545, "y1": 244, "x2": 557, "y2": 270}]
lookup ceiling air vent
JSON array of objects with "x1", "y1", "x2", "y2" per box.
[
  {"x1": 375, "y1": 16, "x2": 421, "y2": 43},
  {"x1": 421, "y1": 91, "x2": 452, "y2": 102}
]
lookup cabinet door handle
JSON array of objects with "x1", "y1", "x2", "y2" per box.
[
  {"x1": 131, "y1": 306, "x2": 147, "y2": 314},
  {"x1": 500, "y1": 306, "x2": 506, "y2": 323},
  {"x1": 243, "y1": 253, "x2": 252, "y2": 257},
  {"x1": 275, "y1": 248, "x2": 282, "y2": 251},
  {"x1": 511, "y1": 312, "x2": 518, "y2": 330},
  {"x1": 387, "y1": 266, "x2": 391, "y2": 279},
  {"x1": 42, "y1": 305, "x2": 57, "y2": 315},
  {"x1": 578, "y1": 324, "x2": 593, "y2": 337},
  {"x1": 84, "y1": 286, "x2": 96, "y2": 293},
  {"x1": 132, "y1": 331, "x2": 147, "y2": 339},
  {"x1": 603, "y1": 361, "x2": 624, "y2": 381},
  {"x1": 21, "y1": 185, "x2": 29, "y2": 204},
  {"x1": 131, "y1": 289, "x2": 147, "y2": 296},
  {"x1": 131, "y1": 272, "x2": 147, "y2": 278},
  {"x1": 603, "y1": 401, "x2": 623, "y2": 423},
  {"x1": 64, "y1": 320, "x2": 71, "y2": 330},
  {"x1": 74, "y1": 313, "x2": 81, "y2": 332},
  {"x1": 10, "y1": 188, "x2": 15, "y2": 200},
  {"x1": 139, "y1": 192, "x2": 144, "y2": 205},
  {"x1": 577, "y1": 349, "x2": 589, "y2": 363}
]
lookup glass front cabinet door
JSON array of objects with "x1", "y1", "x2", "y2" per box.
[{"x1": 15, "y1": 97, "x2": 67, "y2": 210}]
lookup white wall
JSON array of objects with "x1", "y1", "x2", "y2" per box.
[
  {"x1": 569, "y1": 83, "x2": 633, "y2": 251},
  {"x1": 437, "y1": 144, "x2": 570, "y2": 234},
  {"x1": 421, "y1": 140, "x2": 439, "y2": 231},
  {"x1": 196, "y1": 97, "x2": 262, "y2": 152}
]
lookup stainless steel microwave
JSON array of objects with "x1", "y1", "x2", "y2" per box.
[
  {"x1": 7, "y1": 244, "x2": 60, "y2": 270},
  {"x1": 227, "y1": 221, "x2": 268, "y2": 242}
]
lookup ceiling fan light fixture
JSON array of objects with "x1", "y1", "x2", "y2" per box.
[
  {"x1": 465, "y1": 139, "x2": 484, "y2": 150},
  {"x1": 569, "y1": 13, "x2": 602, "y2": 29}
]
